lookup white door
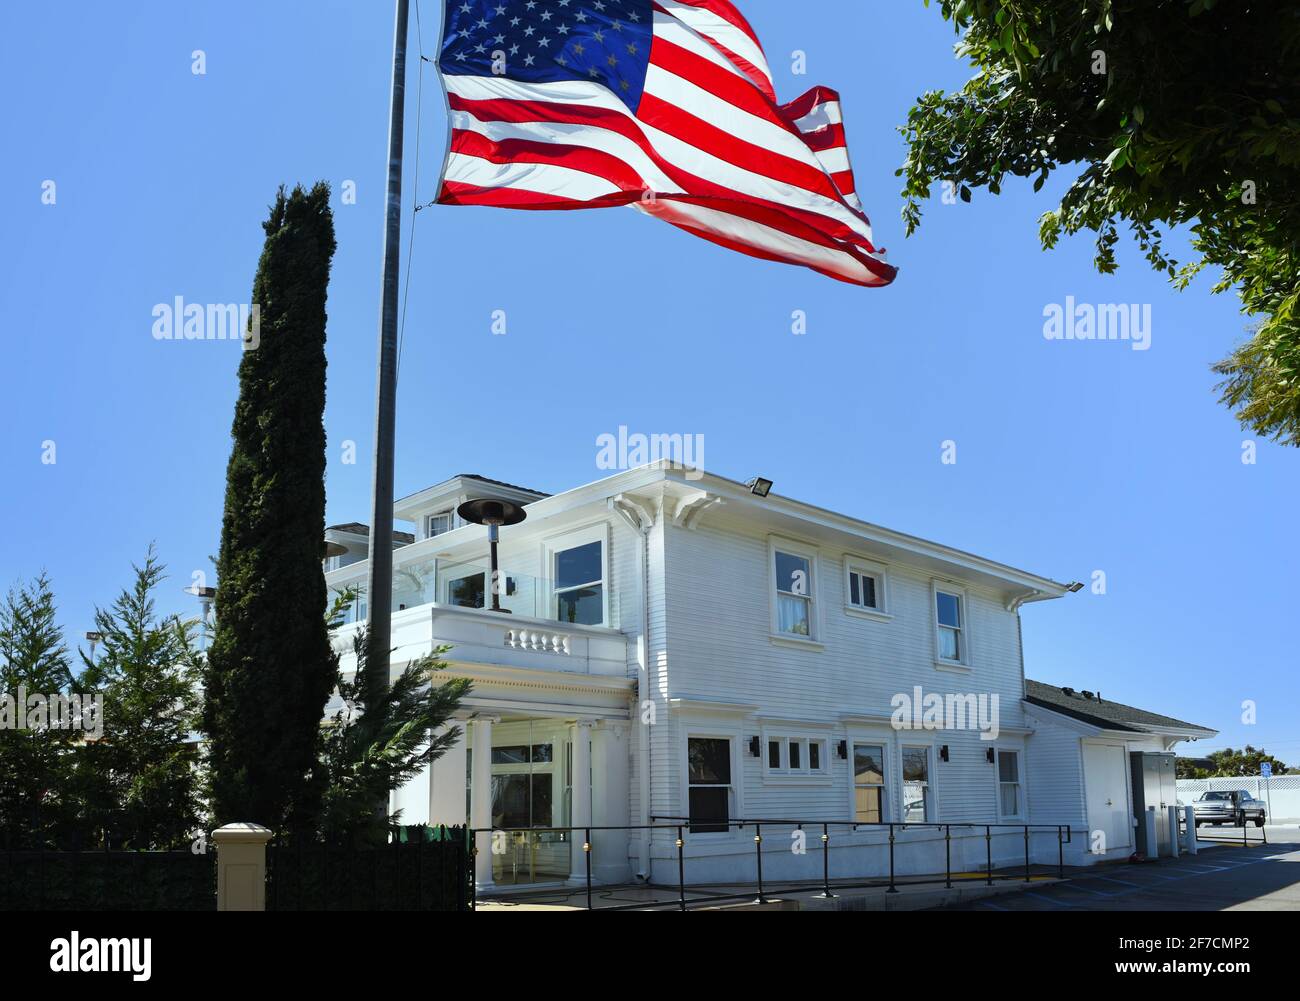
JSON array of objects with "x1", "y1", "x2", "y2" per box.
[{"x1": 1084, "y1": 742, "x2": 1131, "y2": 852}]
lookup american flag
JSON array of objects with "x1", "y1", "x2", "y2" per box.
[{"x1": 435, "y1": 0, "x2": 897, "y2": 287}]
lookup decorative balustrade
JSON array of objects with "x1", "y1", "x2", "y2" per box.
[{"x1": 504, "y1": 628, "x2": 573, "y2": 655}]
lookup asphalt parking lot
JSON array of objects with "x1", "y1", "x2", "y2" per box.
[{"x1": 953, "y1": 828, "x2": 1300, "y2": 911}]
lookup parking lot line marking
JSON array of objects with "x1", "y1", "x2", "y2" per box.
[
  {"x1": 1024, "y1": 891, "x2": 1073, "y2": 908},
  {"x1": 1089, "y1": 874, "x2": 1143, "y2": 888}
]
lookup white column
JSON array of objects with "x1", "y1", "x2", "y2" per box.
[
  {"x1": 213, "y1": 823, "x2": 273, "y2": 912},
  {"x1": 591, "y1": 721, "x2": 631, "y2": 884},
  {"x1": 569, "y1": 719, "x2": 593, "y2": 882},
  {"x1": 429, "y1": 723, "x2": 468, "y2": 828},
  {"x1": 1184, "y1": 805, "x2": 1198, "y2": 854},
  {"x1": 1168, "y1": 806, "x2": 1181, "y2": 857},
  {"x1": 471, "y1": 717, "x2": 495, "y2": 890}
]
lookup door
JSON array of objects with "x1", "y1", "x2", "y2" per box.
[{"x1": 1084, "y1": 742, "x2": 1130, "y2": 852}]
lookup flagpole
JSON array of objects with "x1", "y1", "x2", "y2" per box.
[{"x1": 365, "y1": 0, "x2": 410, "y2": 707}]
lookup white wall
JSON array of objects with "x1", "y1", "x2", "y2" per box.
[{"x1": 643, "y1": 516, "x2": 1047, "y2": 881}]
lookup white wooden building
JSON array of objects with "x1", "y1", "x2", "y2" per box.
[{"x1": 323, "y1": 465, "x2": 1215, "y2": 890}]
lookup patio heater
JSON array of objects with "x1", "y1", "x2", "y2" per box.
[
  {"x1": 457, "y1": 497, "x2": 527, "y2": 613},
  {"x1": 183, "y1": 586, "x2": 218, "y2": 651}
]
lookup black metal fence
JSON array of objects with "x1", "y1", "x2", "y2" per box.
[
  {"x1": 0, "y1": 846, "x2": 216, "y2": 911},
  {"x1": 267, "y1": 825, "x2": 472, "y2": 911},
  {"x1": 471, "y1": 817, "x2": 1073, "y2": 911}
]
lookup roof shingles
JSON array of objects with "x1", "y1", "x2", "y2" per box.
[{"x1": 1024, "y1": 679, "x2": 1214, "y2": 735}]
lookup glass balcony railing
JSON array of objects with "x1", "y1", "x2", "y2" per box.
[{"x1": 327, "y1": 555, "x2": 562, "y2": 625}]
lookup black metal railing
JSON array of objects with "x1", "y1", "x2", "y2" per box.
[{"x1": 469, "y1": 817, "x2": 1073, "y2": 911}]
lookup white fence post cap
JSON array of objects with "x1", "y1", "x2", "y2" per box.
[{"x1": 212, "y1": 822, "x2": 274, "y2": 845}]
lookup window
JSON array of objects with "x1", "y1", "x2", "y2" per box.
[
  {"x1": 853, "y1": 743, "x2": 886, "y2": 823},
  {"x1": 849, "y1": 570, "x2": 878, "y2": 610},
  {"x1": 427, "y1": 510, "x2": 453, "y2": 538},
  {"x1": 935, "y1": 587, "x2": 965, "y2": 663},
  {"x1": 844, "y1": 557, "x2": 889, "y2": 618},
  {"x1": 687, "y1": 737, "x2": 732, "y2": 834},
  {"x1": 901, "y1": 746, "x2": 931, "y2": 823},
  {"x1": 997, "y1": 750, "x2": 1022, "y2": 818},
  {"x1": 447, "y1": 571, "x2": 516, "y2": 609},
  {"x1": 553, "y1": 540, "x2": 604, "y2": 626},
  {"x1": 774, "y1": 549, "x2": 813, "y2": 637},
  {"x1": 764, "y1": 735, "x2": 829, "y2": 777},
  {"x1": 448, "y1": 572, "x2": 485, "y2": 609}
]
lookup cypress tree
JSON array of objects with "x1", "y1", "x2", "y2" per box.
[{"x1": 204, "y1": 183, "x2": 337, "y2": 833}]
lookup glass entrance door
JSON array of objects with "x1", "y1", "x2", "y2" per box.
[{"x1": 488, "y1": 720, "x2": 572, "y2": 884}]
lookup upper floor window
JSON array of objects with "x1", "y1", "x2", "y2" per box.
[
  {"x1": 773, "y1": 548, "x2": 814, "y2": 638},
  {"x1": 845, "y1": 557, "x2": 889, "y2": 617},
  {"x1": 427, "y1": 510, "x2": 454, "y2": 538},
  {"x1": 554, "y1": 539, "x2": 604, "y2": 626},
  {"x1": 934, "y1": 586, "x2": 966, "y2": 665}
]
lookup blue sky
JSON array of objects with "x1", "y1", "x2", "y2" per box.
[{"x1": 1, "y1": 1, "x2": 1294, "y2": 759}]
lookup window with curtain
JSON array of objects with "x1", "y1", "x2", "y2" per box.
[
  {"x1": 902, "y1": 746, "x2": 931, "y2": 822},
  {"x1": 936, "y1": 589, "x2": 963, "y2": 661},
  {"x1": 775, "y1": 550, "x2": 812, "y2": 636},
  {"x1": 998, "y1": 750, "x2": 1022, "y2": 818}
]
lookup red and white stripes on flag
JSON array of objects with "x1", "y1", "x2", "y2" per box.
[{"x1": 436, "y1": 0, "x2": 897, "y2": 287}]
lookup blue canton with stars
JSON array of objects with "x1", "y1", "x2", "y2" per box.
[{"x1": 441, "y1": 0, "x2": 654, "y2": 112}]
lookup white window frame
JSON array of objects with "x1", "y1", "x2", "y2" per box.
[
  {"x1": 760, "y1": 726, "x2": 831, "y2": 783},
  {"x1": 426, "y1": 510, "x2": 454, "y2": 539},
  {"x1": 899, "y1": 742, "x2": 937, "y2": 824},
  {"x1": 843, "y1": 555, "x2": 890, "y2": 620},
  {"x1": 768, "y1": 537, "x2": 822, "y2": 647},
  {"x1": 681, "y1": 729, "x2": 742, "y2": 841},
  {"x1": 848, "y1": 734, "x2": 891, "y2": 826},
  {"x1": 932, "y1": 581, "x2": 970, "y2": 669},
  {"x1": 995, "y1": 747, "x2": 1025, "y2": 821},
  {"x1": 543, "y1": 523, "x2": 610, "y2": 628}
]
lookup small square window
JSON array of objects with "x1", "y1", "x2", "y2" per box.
[
  {"x1": 809, "y1": 742, "x2": 820, "y2": 770},
  {"x1": 789, "y1": 741, "x2": 801, "y2": 769},
  {"x1": 849, "y1": 571, "x2": 878, "y2": 609},
  {"x1": 768, "y1": 740, "x2": 781, "y2": 769}
]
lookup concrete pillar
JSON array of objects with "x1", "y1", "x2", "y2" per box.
[
  {"x1": 213, "y1": 823, "x2": 273, "y2": 911},
  {"x1": 429, "y1": 723, "x2": 468, "y2": 827},
  {"x1": 569, "y1": 719, "x2": 593, "y2": 882},
  {"x1": 1183, "y1": 805, "x2": 1198, "y2": 854},
  {"x1": 591, "y1": 721, "x2": 631, "y2": 884},
  {"x1": 470, "y1": 717, "x2": 496, "y2": 890},
  {"x1": 1168, "y1": 805, "x2": 1181, "y2": 857}
]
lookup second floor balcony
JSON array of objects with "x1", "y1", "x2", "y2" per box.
[{"x1": 326, "y1": 542, "x2": 628, "y2": 679}]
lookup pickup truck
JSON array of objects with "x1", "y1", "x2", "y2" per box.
[{"x1": 1191, "y1": 790, "x2": 1267, "y2": 828}]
